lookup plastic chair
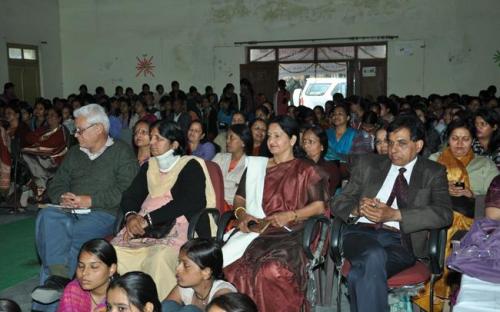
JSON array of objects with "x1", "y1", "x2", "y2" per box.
[{"x1": 330, "y1": 217, "x2": 447, "y2": 312}]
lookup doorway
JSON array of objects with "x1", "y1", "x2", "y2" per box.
[
  {"x1": 242, "y1": 43, "x2": 387, "y2": 107},
  {"x1": 7, "y1": 44, "x2": 41, "y2": 104}
]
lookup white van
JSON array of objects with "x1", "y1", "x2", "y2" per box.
[{"x1": 292, "y1": 78, "x2": 346, "y2": 109}]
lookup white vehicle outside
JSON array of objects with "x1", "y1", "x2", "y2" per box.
[{"x1": 292, "y1": 77, "x2": 346, "y2": 109}]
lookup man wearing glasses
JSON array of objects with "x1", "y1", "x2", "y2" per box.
[{"x1": 32, "y1": 104, "x2": 138, "y2": 308}]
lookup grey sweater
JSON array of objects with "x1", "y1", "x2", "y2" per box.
[{"x1": 48, "y1": 140, "x2": 139, "y2": 215}]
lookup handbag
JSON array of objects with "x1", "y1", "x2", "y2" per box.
[
  {"x1": 140, "y1": 219, "x2": 176, "y2": 239},
  {"x1": 447, "y1": 218, "x2": 500, "y2": 283}
]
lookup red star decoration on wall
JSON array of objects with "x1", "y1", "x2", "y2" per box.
[{"x1": 136, "y1": 54, "x2": 155, "y2": 77}]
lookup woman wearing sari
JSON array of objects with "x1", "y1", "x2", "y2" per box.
[
  {"x1": 112, "y1": 120, "x2": 216, "y2": 300},
  {"x1": 22, "y1": 107, "x2": 68, "y2": 203},
  {"x1": 223, "y1": 115, "x2": 329, "y2": 312},
  {"x1": 415, "y1": 119, "x2": 498, "y2": 311}
]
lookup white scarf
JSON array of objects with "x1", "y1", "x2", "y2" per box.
[{"x1": 154, "y1": 149, "x2": 180, "y2": 173}]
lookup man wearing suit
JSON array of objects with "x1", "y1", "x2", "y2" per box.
[{"x1": 331, "y1": 115, "x2": 453, "y2": 312}]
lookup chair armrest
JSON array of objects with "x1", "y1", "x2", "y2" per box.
[
  {"x1": 451, "y1": 230, "x2": 467, "y2": 244},
  {"x1": 187, "y1": 208, "x2": 220, "y2": 240},
  {"x1": 217, "y1": 211, "x2": 237, "y2": 243},
  {"x1": 330, "y1": 217, "x2": 345, "y2": 265},
  {"x1": 428, "y1": 227, "x2": 447, "y2": 275},
  {"x1": 302, "y1": 215, "x2": 331, "y2": 261}
]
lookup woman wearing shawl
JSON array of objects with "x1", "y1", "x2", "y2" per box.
[
  {"x1": 415, "y1": 119, "x2": 498, "y2": 311},
  {"x1": 22, "y1": 107, "x2": 68, "y2": 203},
  {"x1": 112, "y1": 120, "x2": 216, "y2": 299},
  {"x1": 223, "y1": 116, "x2": 329, "y2": 312}
]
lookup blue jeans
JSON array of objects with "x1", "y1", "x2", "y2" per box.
[
  {"x1": 33, "y1": 207, "x2": 115, "y2": 311},
  {"x1": 162, "y1": 300, "x2": 203, "y2": 312}
]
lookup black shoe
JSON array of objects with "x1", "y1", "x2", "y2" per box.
[{"x1": 31, "y1": 275, "x2": 71, "y2": 304}]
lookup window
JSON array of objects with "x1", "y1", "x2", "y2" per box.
[
  {"x1": 8, "y1": 45, "x2": 38, "y2": 60},
  {"x1": 8, "y1": 48, "x2": 22, "y2": 59},
  {"x1": 305, "y1": 83, "x2": 331, "y2": 96},
  {"x1": 317, "y1": 46, "x2": 355, "y2": 60},
  {"x1": 249, "y1": 48, "x2": 275, "y2": 62},
  {"x1": 357, "y1": 45, "x2": 386, "y2": 59},
  {"x1": 23, "y1": 49, "x2": 37, "y2": 60},
  {"x1": 278, "y1": 48, "x2": 314, "y2": 61}
]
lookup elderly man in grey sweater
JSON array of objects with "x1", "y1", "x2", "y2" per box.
[{"x1": 32, "y1": 104, "x2": 138, "y2": 309}]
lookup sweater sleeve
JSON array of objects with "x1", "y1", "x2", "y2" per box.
[
  {"x1": 148, "y1": 159, "x2": 206, "y2": 225},
  {"x1": 91, "y1": 145, "x2": 139, "y2": 209},
  {"x1": 48, "y1": 147, "x2": 76, "y2": 203}
]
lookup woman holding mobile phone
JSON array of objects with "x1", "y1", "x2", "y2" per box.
[{"x1": 415, "y1": 119, "x2": 498, "y2": 311}]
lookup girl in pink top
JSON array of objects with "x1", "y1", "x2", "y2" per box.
[{"x1": 58, "y1": 239, "x2": 118, "y2": 312}]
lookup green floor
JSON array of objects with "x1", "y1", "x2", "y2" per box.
[{"x1": 0, "y1": 217, "x2": 39, "y2": 291}]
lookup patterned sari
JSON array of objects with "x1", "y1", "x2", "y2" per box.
[{"x1": 224, "y1": 158, "x2": 329, "y2": 312}]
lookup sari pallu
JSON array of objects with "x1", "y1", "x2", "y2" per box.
[
  {"x1": 22, "y1": 125, "x2": 68, "y2": 189},
  {"x1": 224, "y1": 158, "x2": 329, "y2": 312}
]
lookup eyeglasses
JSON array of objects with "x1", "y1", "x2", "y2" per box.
[{"x1": 74, "y1": 123, "x2": 97, "y2": 136}]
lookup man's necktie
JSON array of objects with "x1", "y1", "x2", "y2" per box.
[{"x1": 386, "y1": 167, "x2": 408, "y2": 209}]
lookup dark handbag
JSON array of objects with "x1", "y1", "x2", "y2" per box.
[{"x1": 140, "y1": 219, "x2": 176, "y2": 239}]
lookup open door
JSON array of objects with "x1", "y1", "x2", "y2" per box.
[{"x1": 240, "y1": 63, "x2": 278, "y2": 105}]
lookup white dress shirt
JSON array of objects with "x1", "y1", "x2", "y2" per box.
[{"x1": 357, "y1": 157, "x2": 418, "y2": 229}]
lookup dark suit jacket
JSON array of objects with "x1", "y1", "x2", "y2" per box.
[{"x1": 331, "y1": 154, "x2": 453, "y2": 258}]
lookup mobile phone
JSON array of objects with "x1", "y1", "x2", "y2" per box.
[{"x1": 455, "y1": 181, "x2": 465, "y2": 189}]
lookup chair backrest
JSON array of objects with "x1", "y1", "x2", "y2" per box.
[
  {"x1": 474, "y1": 195, "x2": 486, "y2": 219},
  {"x1": 204, "y1": 159, "x2": 224, "y2": 212}
]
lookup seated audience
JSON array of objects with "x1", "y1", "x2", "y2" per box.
[
  {"x1": 223, "y1": 116, "x2": 329, "y2": 312},
  {"x1": 107, "y1": 272, "x2": 162, "y2": 312},
  {"x1": 33, "y1": 104, "x2": 138, "y2": 311},
  {"x1": 62, "y1": 104, "x2": 75, "y2": 135},
  {"x1": 302, "y1": 125, "x2": 341, "y2": 195},
  {"x1": 325, "y1": 104, "x2": 358, "y2": 162},
  {"x1": 169, "y1": 98, "x2": 192, "y2": 134},
  {"x1": 132, "y1": 120, "x2": 151, "y2": 166},
  {"x1": 249, "y1": 118, "x2": 267, "y2": 156},
  {"x1": 415, "y1": 119, "x2": 498, "y2": 310},
  {"x1": 473, "y1": 108, "x2": 500, "y2": 169},
  {"x1": 130, "y1": 98, "x2": 157, "y2": 129},
  {"x1": 22, "y1": 108, "x2": 68, "y2": 204},
  {"x1": 374, "y1": 126, "x2": 389, "y2": 155},
  {"x1": 55, "y1": 239, "x2": 117, "y2": 311},
  {"x1": 213, "y1": 124, "x2": 253, "y2": 208},
  {"x1": 331, "y1": 115, "x2": 453, "y2": 312},
  {"x1": 163, "y1": 239, "x2": 236, "y2": 312},
  {"x1": 30, "y1": 99, "x2": 49, "y2": 131},
  {"x1": 5, "y1": 103, "x2": 30, "y2": 148},
  {"x1": 485, "y1": 175, "x2": 500, "y2": 220},
  {"x1": 213, "y1": 112, "x2": 245, "y2": 154},
  {"x1": 112, "y1": 120, "x2": 216, "y2": 299},
  {"x1": 186, "y1": 120, "x2": 216, "y2": 160},
  {"x1": 206, "y1": 293, "x2": 258, "y2": 312}
]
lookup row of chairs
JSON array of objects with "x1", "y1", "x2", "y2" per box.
[
  {"x1": 186, "y1": 160, "x2": 449, "y2": 311},
  {"x1": 112, "y1": 159, "x2": 448, "y2": 311}
]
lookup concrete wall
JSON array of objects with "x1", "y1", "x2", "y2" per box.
[
  {"x1": 57, "y1": 0, "x2": 500, "y2": 97},
  {"x1": 0, "y1": 0, "x2": 63, "y2": 99}
]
